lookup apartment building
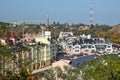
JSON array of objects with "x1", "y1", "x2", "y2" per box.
[
  {"x1": 59, "y1": 32, "x2": 73, "y2": 39},
  {"x1": 2, "y1": 31, "x2": 58, "y2": 74},
  {"x1": 62, "y1": 35, "x2": 113, "y2": 55}
]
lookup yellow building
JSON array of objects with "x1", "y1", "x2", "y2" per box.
[{"x1": 3, "y1": 31, "x2": 58, "y2": 75}]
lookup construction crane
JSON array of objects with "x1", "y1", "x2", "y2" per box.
[
  {"x1": 13, "y1": 20, "x2": 46, "y2": 38},
  {"x1": 13, "y1": 20, "x2": 46, "y2": 25},
  {"x1": 12, "y1": 14, "x2": 50, "y2": 38}
]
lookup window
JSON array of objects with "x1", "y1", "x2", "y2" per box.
[
  {"x1": 85, "y1": 50, "x2": 89, "y2": 52},
  {"x1": 107, "y1": 46, "x2": 111, "y2": 48},
  {"x1": 75, "y1": 50, "x2": 79, "y2": 52},
  {"x1": 75, "y1": 46, "x2": 79, "y2": 48},
  {"x1": 107, "y1": 49, "x2": 111, "y2": 51}
]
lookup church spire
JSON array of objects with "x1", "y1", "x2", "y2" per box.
[{"x1": 46, "y1": 13, "x2": 50, "y2": 30}]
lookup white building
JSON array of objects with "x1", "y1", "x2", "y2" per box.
[
  {"x1": 59, "y1": 32, "x2": 73, "y2": 39},
  {"x1": 63, "y1": 36, "x2": 113, "y2": 55}
]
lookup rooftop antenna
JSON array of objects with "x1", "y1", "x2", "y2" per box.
[{"x1": 89, "y1": 0, "x2": 93, "y2": 27}]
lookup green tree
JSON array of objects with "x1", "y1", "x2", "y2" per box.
[
  {"x1": 80, "y1": 54, "x2": 120, "y2": 80},
  {"x1": 0, "y1": 42, "x2": 35, "y2": 80},
  {"x1": 0, "y1": 44, "x2": 11, "y2": 76},
  {"x1": 0, "y1": 22, "x2": 11, "y2": 38},
  {"x1": 54, "y1": 66, "x2": 63, "y2": 79},
  {"x1": 43, "y1": 69, "x2": 55, "y2": 80},
  {"x1": 97, "y1": 32, "x2": 107, "y2": 38},
  {"x1": 63, "y1": 66, "x2": 79, "y2": 80}
]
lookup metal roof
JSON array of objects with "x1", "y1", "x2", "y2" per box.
[{"x1": 70, "y1": 55, "x2": 95, "y2": 67}]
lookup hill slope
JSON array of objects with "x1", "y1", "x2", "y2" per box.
[{"x1": 108, "y1": 24, "x2": 120, "y2": 35}]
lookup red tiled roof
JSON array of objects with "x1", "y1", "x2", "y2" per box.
[{"x1": 9, "y1": 33, "x2": 16, "y2": 38}]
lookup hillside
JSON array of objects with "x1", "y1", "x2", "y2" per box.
[
  {"x1": 107, "y1": 24, "x2": 120, "y2": 44},
  {"x1": 108, "y1": 24, "x2": 120, "y2": 35}
]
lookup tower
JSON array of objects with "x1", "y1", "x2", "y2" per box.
[
  {"x1": 46, "y1": 14, "x2": 50, "y2": 31},
  {"x1": 22, "y1": 22, "x2": 25, "y2": 38},
  {"x1": 89, "y1": 0, "x2": 93, "y2": 27}
]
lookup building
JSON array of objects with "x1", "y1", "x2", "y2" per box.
[
  {"x1": 51, "y1": 37, "x2": 58, "y2": 62},
  {"x1": 79, "y1": 26, "x2": 90, "y2": 30},
  {"x1": 80, "y1": 34, "x2": 91, "y2": 39},
  {"x1": 29, "y1": 31, "x2": 58, "y2": 70},
  {"x1": 59, "y1": 32, "x2": 73, "y2": 39},
  {"x1": 2, "y1": 31, "x2": 58, "y2": 74},
  {"x1": 62, "y1": 36, "x2": 113, "y2": 55}
]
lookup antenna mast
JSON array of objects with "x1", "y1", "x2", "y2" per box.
[{"x1": 89, "y1": 0, "x2": 93, "y2": 27}]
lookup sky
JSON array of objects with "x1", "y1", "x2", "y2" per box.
[{"x1": 0, "y1": 0, "x2": 120, "y2": 25}]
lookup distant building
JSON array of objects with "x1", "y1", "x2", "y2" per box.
[
  {"x1": 79, "y1": 26, "x2": 90, "y2": 30},
  {"x1": 4, "y1": 33, "x2": 17, "y2": 45},
  {"x1": 113, "y1": 44, "x2": 120, "y2": 52},
  {"x1": 80, "y1": 34, "x2": 91, "y2": 39},
  {"x1": 59, "y1": 32, "x2": 73, "y2": 39}
]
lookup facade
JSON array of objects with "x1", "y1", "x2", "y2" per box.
[
  {"x1": 30, "y1": 43, "x2": 51, "y2": 70},
  {"x1": 59, "y1": 32, "x2": 73, "y2": 39},
  {"x1": 79, "y1": 26, "x2": 90, "y2": 30},
  {"x1": 30, "y1": 31, "x2": 58, "y2": 70},
  {"x1": 51, "y1": 37, "x2": 58, "y2": 62},
  {"x1": 63, "y1": 36, "x2": 113, "y2": 55},
  {"x1": 80, "y1": 34, "x2": 91, "y2": 39},
  {"x1": 2, "y1": 31, "x2": 58, "y2": 74},
  {"x1": 112, "y1": 44, "x2": 120, "y2": 52}
]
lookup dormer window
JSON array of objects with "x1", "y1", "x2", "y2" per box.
[
  {"x1": 107, "y1": 46, "x2": 111, "y2": 48},
  {"x1": 75, "y1": 50, "x2": 79, "y2": 52},
  {"x1": 75, "y1": 46, "x2": 79, "y2": 48}
]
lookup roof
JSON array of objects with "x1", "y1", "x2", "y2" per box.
[
  {"x1": 70, "y1": 55, "x2": 95, "y2": 67},
  {"x1": 20, "y1": 36, "x2": 34, "y2": 42},
  {"x1": 52, "y1": 59, "x2": 70, "y2": 70},
  {"x1": 72, "y1": 39, "x2": 94, "y2": 45},
  {"x1": 35, "y1": 37, "x2": 50, "y2": 44},
  {"x1": 32, "y1": 66, "x2": 52, "y2": 74},
  {"x1": 71, "y1": 38, "x2": 107, "y2": 46},
  {"x1": 72, "y1": 39, "x2": 83, "y2": 45},
  {"x1": 84, "y1": 39, "x2": 95, "y2": 44},
  {"x1": 9, "y1": 33, "x2": 16, "y2": 39},
  {"x1": 113, "y1": 44, "x2": 120, "y2": 48},
  {"x1": 59, "y1": 32, "x2": 73, "y2": 37}
]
